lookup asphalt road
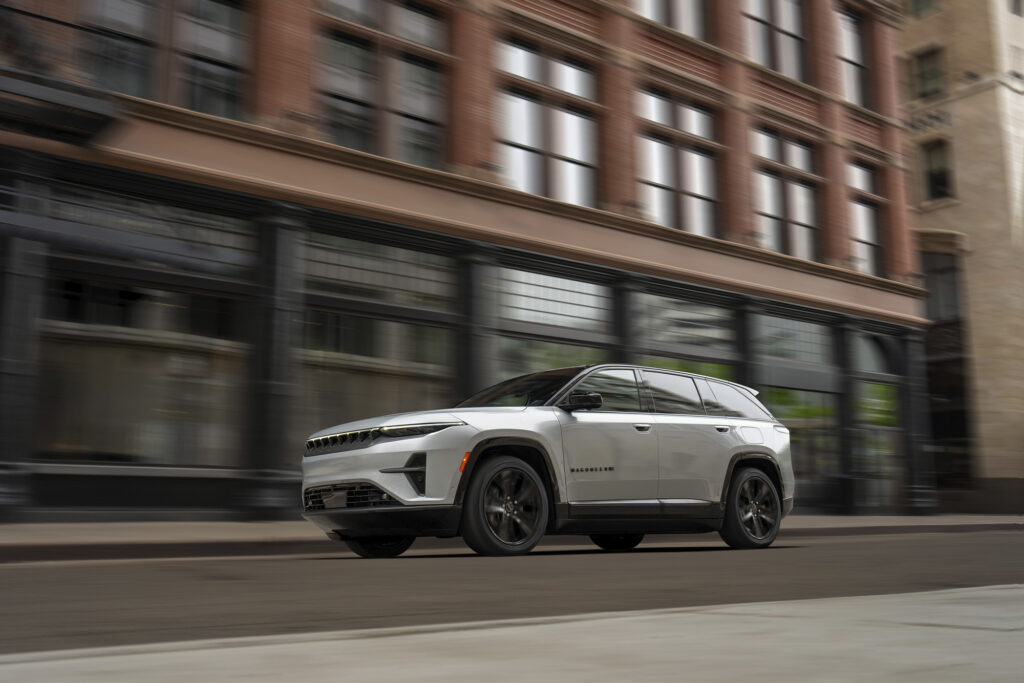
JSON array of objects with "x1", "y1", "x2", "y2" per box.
[{"x1": 2, "y1": 530, "x2": 1020, "y2": 655}]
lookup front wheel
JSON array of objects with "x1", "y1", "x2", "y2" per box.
[
  {"x1": 719, "y1": 467, "x2": 781, "y2": 549},
  {"x1": 589, "y1": 534, "x2": 644, "y2": 552},
  {"x1": 343, "y1": 535, "x2": 415, "y2": 558},
  {"x1": 461, "y1": 456, "x2": 549, "y2": 556}
]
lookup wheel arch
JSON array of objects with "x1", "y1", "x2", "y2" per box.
[
  {"x1": 455, "y1": 437, "x2": 562, "y2": 528},
  {"x1": 721, "y1": 452, "x2": 784, "y2": 505}
]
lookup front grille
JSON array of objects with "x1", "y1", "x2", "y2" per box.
[
  {"x1": 303, "y1": 483, "x2": 397, "y2": 512},
  {"x1": 305, "y1": 428, "x2": 379, "y2": 456}
]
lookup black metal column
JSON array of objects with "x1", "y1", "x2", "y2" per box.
[
  {"x1": 457, "y1": 249, "x2": 497, "y2": 398},
  {"x1": 612, "y1": 279, "x2": 640, "y2": 364},
  {"x1": 902, "y1": 329, "x2": 936, "y2": 513},
  {"x1": 241, "y1": 205, "x2": 305, "y2": 520},
  {"x1": 0, "y1": 236, "x2": 47, "y2": 520},
  {"x1": 0, "y1": 153, "x2": 51, "y2": 521},
  {"x1": 835, "y1": 320, "x2": 858, "y2": 514},
  {"x1": 734, "y1": 299, "x2": 757, "y2": 388}
]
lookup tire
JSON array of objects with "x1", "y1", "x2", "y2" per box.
[
  {"x1": 461, "y1": 455, "x2": 549, "y2": 556},
  {"x1": 719, "y1": 467, "x2": 781, "y2": 549},
  {"x1": 343, "y1": 535, "x2": 416, "y2": 558},
  {"x1": 589, "y1": 533, "x2": 644, "y2": 552}
]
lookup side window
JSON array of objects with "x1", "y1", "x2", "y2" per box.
[
  {"x1": 572, "y1": 369, "x2": 642, "y2": 412},
  {"x1": 643, "y1": 371, "x2": 704, "y2": 414},
  {"x1": 708, "y1": 381, "x2": 773, "y2": 420}
]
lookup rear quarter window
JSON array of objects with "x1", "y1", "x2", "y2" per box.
[{"x1": 702, "y1": 380, "x2": 773, "y2": 420}]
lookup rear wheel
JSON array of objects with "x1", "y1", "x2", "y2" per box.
[
  {"x1": 461, "y1": 456, "x2": 549, "y2": 556},
  {"x1": 343, "y1": 535, "x2": 415, "y2": 558},
  {"x1": 719, "y1": 467, "x2": 781, "y2": 549},
  {"x1": 589, "y1": 533, "x2": 644, "y2": 552}
]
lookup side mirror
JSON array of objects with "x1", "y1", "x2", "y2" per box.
[{"x1": 561, "y1": 391, "x2": 603, "y2": 412}]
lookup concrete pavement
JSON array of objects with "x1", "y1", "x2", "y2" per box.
[
  {"x1": 1, "y1": 585, "x2": 1020, "y2": 682},
  {"x1": 1, "y1": 514, "x2": 1020, "y2": 562}
]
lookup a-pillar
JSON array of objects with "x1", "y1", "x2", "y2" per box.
[{"x1": 242, "y1": 204, "x2": 306, "y2": 520}]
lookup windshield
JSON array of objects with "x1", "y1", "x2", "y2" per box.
[{"x1": 455, "y1": 367, "x2": 584, "y2": 408}]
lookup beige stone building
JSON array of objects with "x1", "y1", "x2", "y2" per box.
[{"x1": 903, "y1": 0, "x2": 1024, "y2": 512}]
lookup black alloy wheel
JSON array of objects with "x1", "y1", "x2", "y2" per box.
[
  {"x1": 462, "y1": 455, "x2": 549, "y2": 556},
  {"x1": 343, "y1": 535, "x2": 416, "y2": 558},
  {"x1": 589, "y1": 533, "x2": 645, "y2": 552},
  {"x1": 719, "y1": 467, "x2": 781, "y2": 549}
]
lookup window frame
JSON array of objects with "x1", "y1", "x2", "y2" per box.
[
  {"x1": 561, "y1": 367, "x2": 648, "y2": 413},
  {"x1": 743, "y1": 0, "x2": 807, "y2": 83},
  {"x1": 909, "y1": 0, "x2": 938, "y2": 17},
  {"x1": 836, "y1": 6, "x2": 869, "y2": 108},
  {"x1": 912, "y1": 48, "x2": 944, "y2": 100},
  {"x1": 495, "y1": 37, "x2": 599, "y2": 208},
  {"x1": 920, "y1": 138, "x2": 954, "y2": 201},
  {"x1": 847, "y1": 160, "x2": 886, "y2": 277},
  {"x1": 316, "y1": 0, "x2": 450, "y2": 167},
  {"x1": 751, "y1": 127, "x2": 823, "y2": 262},
  {"x1": 633, "y1": 0, "x2": 708, "y2": 42},
  {"x1": 640, "y1": 369, "x2": 707, "y2": 415},
  {"x1": 636, "y1": 88, "x2": 721, "y2": 237}
]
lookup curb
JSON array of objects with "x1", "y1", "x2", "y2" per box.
[{"x1": 1, "y1": 523, "x2": 1019, "y2": 563}]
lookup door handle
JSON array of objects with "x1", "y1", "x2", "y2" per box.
[
  {"x1": 633, "y1": 423, "x2": 652, "y2": 433},
  {"x1": 714, "y1": 425, "x2": 731, "y2": 433}
]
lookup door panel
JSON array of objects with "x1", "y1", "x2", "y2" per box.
[
  {"x1": 558, "y1": 411, "x2": 659, "y2": 501},
  {"x1": 654, "y1": 414, "x2": 735, "y2": 501},
  {"x1": 556, "y1": 368, "x2": 657, "y2": 502}
]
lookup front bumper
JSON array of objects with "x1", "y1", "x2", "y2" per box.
[{"x1": 304, "y1": 505, "x2": 462, "y2": 539}]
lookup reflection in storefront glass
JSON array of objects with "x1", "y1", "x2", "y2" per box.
[
  {"x1": 854, "y1": 381, "x2": 902, "y2": 511},
  {"x1": 496, "y1": 337, "x2": 607, "y2": 380},
  {"x1": 759, "y1": 387, "x2": 840, "y2": 510}
]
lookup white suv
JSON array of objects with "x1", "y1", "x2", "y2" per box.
[{"x1": 302, "y1": 365, "x2": 794, "y2": 557}]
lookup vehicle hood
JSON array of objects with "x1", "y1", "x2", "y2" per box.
[{"x1": 308, "y1": 406, "x2": 527, "y2": 439}]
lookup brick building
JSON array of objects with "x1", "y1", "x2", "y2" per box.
[
  {"x1": 0, "y1": 0, "x2": 929, "y2": 520},
  {"x1": 903, "y1": 0, "x2": 1024, "y2": 513}
]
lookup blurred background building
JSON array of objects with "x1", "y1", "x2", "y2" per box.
[
  {"x1": 0, "y1": 0, "x2": 933, "y2": 521},
  {"x1": 903, "y1": 0, "x2": 1024, "y2": 513}
]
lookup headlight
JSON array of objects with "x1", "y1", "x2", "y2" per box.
[{"x1": 378, "y1": 422, "x2": 464, "y2": 438}]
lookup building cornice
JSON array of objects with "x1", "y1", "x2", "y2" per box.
[{"x1": 4, "y1": 96, "x2": 925, "y2": 307}]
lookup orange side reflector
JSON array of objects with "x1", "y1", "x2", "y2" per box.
[{"x1": 459, "y1": 451, "x2": 471, "y2": 473}]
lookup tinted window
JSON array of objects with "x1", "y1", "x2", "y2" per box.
[
  {"x1": 644, "y1": 371, "x2": 704, "y2": 414},
  {"x1": 572, "y1": 369, "x2": 642, "y2": 412},
  {"x1": 706, "y1": 381, "x2": 773, "y2": 420}
]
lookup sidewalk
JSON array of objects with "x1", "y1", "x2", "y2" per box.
[
  {"x1": 1, "y1": 514, "x2": 1020, "y2": 563},
  {"x1": 2, "y1": 585, "x2": 1021, "y2": 682}
]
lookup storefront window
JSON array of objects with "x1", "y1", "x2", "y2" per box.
[
  {"x1": 636, "y1": 294, "x2": 734, "y2": 352},
  {"x1": 496, "y1": 337, "x2": 607, "y2": 380},
  {"x1": 753, "y1": 314, "x2": 832, "y2": 365},
  {"x1": 36, "y1": 281, "x2": 249, "y2": 467},
  {"x1": 637, "y1": 355, "x2": 733, "y2": 380},
  {"x1": 759, "y1": 387, "x2": 840, "y2": 509},
  {"x1": 497, "y1": 268, "x2": 611, "y2": 333},
  {"x1": 305, "y1": 232, "x2": 456, "y2": 311}
]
